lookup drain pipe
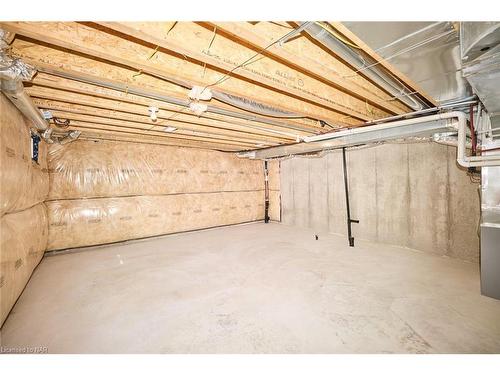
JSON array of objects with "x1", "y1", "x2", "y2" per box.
[
  {"x1": 305, "y1": 111, "x2": 500, "y2": 168},
  {"x1": 304, "y1": 111, "x2": 500, "y2": 168},
  {"x1": 342, "y1": 147, "x2": 359, "y2": 247}
]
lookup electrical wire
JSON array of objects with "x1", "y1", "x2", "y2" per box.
[
  {"x1": 199, "y1": 24, "x2": 313, "y2": 95},
  {"x1": 314, "y1": 22, "x2": 361, "y2": 49},
  {"x1": 269, "y1": 21, "x2": 294, "y2": 29},
  {"x1": 166, "y1": 21, "x2": 178, "y2": 35}
]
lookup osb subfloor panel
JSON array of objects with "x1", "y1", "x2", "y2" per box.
[{"x1": 2, "y1": 223, "x2": 500, "y2": 353}]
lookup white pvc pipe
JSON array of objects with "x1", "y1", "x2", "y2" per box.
[
  {"x1": 304, "y1": 112, "x2": 459, "y2": 142},
  {"x1": 305, "y1": 111, "x2": 500, "y2": 167}
]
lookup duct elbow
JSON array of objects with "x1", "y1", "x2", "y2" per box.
[{"x1": 58, "y1": 130, "x2": 81, "y2": 145}]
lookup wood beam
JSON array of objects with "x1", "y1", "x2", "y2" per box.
[
  {"x1": 45, "y1": 112, "x2": 275, "y2": 148},
  {"x1": 30, "y1": 90, "x2": 296, "y2": 142},
  {"x1": 212, "y1": 21, "x2": 413, "y2": 115},
  {"x1": 27, "y1": 78, "x2": 310, "y2": 139},
  {"x1": 31, "y1": 98, "x2": 285, "y2": 145},
  {"x1": 1, "y1": 22, "x2": 370, "y2": 124},
  {"x1": 64, "y1": 122, "x2": 259, "y2": 149},
  {"x1": 209, "y1": 22, "x2": 408, "y2": 115},
  {"x1": 73, "y1": 131, "x2": 245, "y2": 152},
  {"x1": 9, "y1": 37, "x2": 327, "y2": 133},
  {"x1": 95, "y1": 22, "x2": 391, "y2": 121}
]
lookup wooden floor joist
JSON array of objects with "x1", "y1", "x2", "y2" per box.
[
  {"x1": 0, "y1": 21, "x2": 436, "y2": 151},
  {"x1": 208, "y1": 22, "x2": 410, "y2": 115},
  {"x1": 62, "y1": 121, "x2": 262, "y2": 148},
  {"x1": 75, "y1": 132, "x2": 246, "y2": 152},
  {"x1": 28, "y1": 88, "x2": 299, "y2": 141},
  {"x1": 95, "y1": 22, "x2": 392, "y2": 121},
  {"x1": 10, "y1": 37, "x2": 347, "y2": 131},
  {"x1": 30, "y1": 93, "x2": 299, "y2": 142},
  {"x1": 216, "y1": 21, "x2": 416, "y2": 114},
  {"x1": 44, "y1": 111, "x2": 279, "y2": 148},
  {"x1": 1, "y1": 22, "x2": 372, "y2": 125},
  {"x1": 30, "y1": 72, "x2": 319, "y2": 136},
  {"x1": 32, "y1": 99, "x2": 286, "y2": 146},
  {"x1": 27, "y1": 75, "x2": 315, "y2": 138}
]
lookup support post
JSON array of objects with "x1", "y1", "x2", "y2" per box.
[{"x1": 342, "y1": 147, "x2": 359, "y2": 247}]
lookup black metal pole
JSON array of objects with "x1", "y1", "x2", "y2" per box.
[
  {"x1": 264, "y1": 160, "x2": 270, "y2": 223},
  {"x1": 342, "y1": 147, "x2": 358, "y2": 247}
]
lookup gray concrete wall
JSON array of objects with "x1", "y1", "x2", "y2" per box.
[{"x1": 280, "y1": 142, "x2": 481, "y2": 262}]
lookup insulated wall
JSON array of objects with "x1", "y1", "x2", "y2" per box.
[
  {"x1": 0, "y1": 94, "x2": 49, "y2": 326},
  {"x1": 280, "y1": 142, "x2": 480, "y2": 262},
  {"x1": 46, "y1": 140, "x2": 280, "y2": 250},
  {"x1": 268, "y1": 160, "x2": 281, "y2": 222}
]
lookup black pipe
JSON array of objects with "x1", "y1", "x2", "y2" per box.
[
  {"x1": 342, "y1": 148, "x2": 359, "y2": 247},
  {"x1": 264, "y1": 160, "x2": 270, "y2": 223}
]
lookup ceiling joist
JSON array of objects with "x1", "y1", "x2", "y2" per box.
[
  {"x1": 0, "y1": 21, "x2": 436, "y2": 151},
  {"x1": 32, "y1": 98, "x2": 286, "y2": 146},
  {"x1": 208, "y1": 22, "x2": 409, "y2": 115},
  {"x1": 27, "y1": 73, "x2": 315, "y2": 138},
  {"x1": 95, "y1": 21, "x2": 392, "y2": 121},
  {"x1": 27, "y1": 86, "x2": 299, "y2": 141},
  {"x1": 1, "y1": 22, "x2": 369, "y2": 125}
]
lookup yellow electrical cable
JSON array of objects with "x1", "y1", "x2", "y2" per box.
[
  {"x1": 314, "y1": 22, "x2": 361, "y2": 49},
  {"x1": 147, "y1": 45, "x2": 160, "y2": 60},
  {"x1": 132, "y1": 45, "x2": 160, "y2": 79}
]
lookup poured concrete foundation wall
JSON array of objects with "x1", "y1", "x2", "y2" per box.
[
  {"x1": 0, "y1": 93, "x2": 49, "y2": 326},
  {"x1": 46, "y1": 140, "x2": 280, "y2": 251},
  {"x1": 280, "y1": 142, "x2": 480, "y2": 262}
]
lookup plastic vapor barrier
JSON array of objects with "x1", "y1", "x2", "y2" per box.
[
  {"x1": 48, "y1": 141, "x2": 265, "y2": 200},
  {"x1": 47, "y1": 191, "x2": 264, "y2": 250},
  {"x1": 45, "y1": 139, "x2": 280, "y2": 250},
  {"x1": 1, "y1": 94, "x2": 49, "y2": 215},
  {"x1": 267, "y1": 160, "x2": 281, "y2": 221},
  {"x1": 0, "y1": 203, "x2": 48, "y2": 326},
  {"x1": 269, "y1": 190, "x2": 281, "y2": 222},
  {"x1": 267, "y1": 160, "x2": 280, "y2": 192}
]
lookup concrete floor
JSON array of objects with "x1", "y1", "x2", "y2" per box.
[{"x1": 1, "y1": 222, "x2": 500, "y2": 353}]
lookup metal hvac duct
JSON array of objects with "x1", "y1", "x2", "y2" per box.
[
  {"x1": 302, "y1": 22, "x2": 430, "y2": 111},
  {"x1": 58, "y1": 130, "x2": 82, "y2": 145},
  {"x1": 0, "y1": 51, "x2": 53, "y2": 141},
  {"x1": 0, "y1": 46, "x2": 80, "y2": 144},
  {"x1": 1, "y1": 79, "x2": 53, "y2": 137},
  {"x1": 461, "y1": 22, "x2": 500, "y2": 61}
]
